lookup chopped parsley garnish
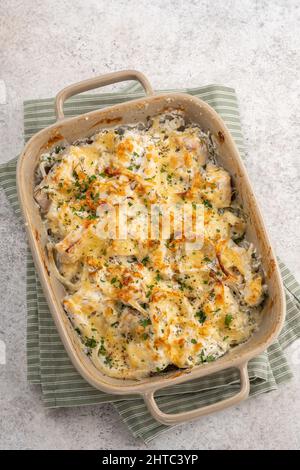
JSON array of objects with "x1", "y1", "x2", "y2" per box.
[
  {"x1": 178, "y1": 279, "x2": 192, "y2": 291},
  {"x1": 203, "y1": 199, "x2": 212, "y2": 208},
  {"x1": 146, "y1": 284, "x2": 154, "y2": 298},
  {"x1": 87, "y1": 213, "x2": 98, "y2": 220},
  {"x1": 104, "y1": 355, "x2": 113, "y2": 367},
  {"x1": 54, "y1": 145, "x2": 64, "y2": 154},
  {"x1": 165, "y1": 239, "x2": 171, "y2": 249},
  {"x1": 90, "y1": 192, "x2": 99, "y2": 201},
  {"x1": 98, "y1": 338, "x2": 106, "y2": 355},
  {"x1": 141, "y1": 256, "x2": 150, "y2": 266},
  {"x1": 205, "y1": 355, "x2": 215, "y2": 362},
  {"x1": 191, "y1": 339, "x2": 197, "y2": 344},
  {"x1": 225, "y1": 314, "x2": 233, "y2": 327},
  {"x1": 72, "y1": 169, "x2": 79, "y2": 180},
  {"x1": 85, "y1": 337, "x2": 97, "y2": 348},
  {"x1": 234, "y1": 235, "x2": 245, "y2": 244},
  {"x1": 111, "y1": 277, "x2": 122, "y2": 288},
  {"x1": 199, "y1": 349, "x2": 215, "y2": 363},
  {"x1": 195, "y1": 309, "x2": 207, "y2": 324},
  {"x1": 98, "y1": 338, "x2": 112, "y2": 367},
  {"x1": 140, "y1": 318, "x2": 151, "y2": 328}
]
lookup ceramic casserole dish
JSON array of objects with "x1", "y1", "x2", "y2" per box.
[{"x1": 17, "y1": 70, "x2": 285, "y2": 425}]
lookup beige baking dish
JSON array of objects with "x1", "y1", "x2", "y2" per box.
[{"x1": 17, "y1": 70, "x2": 286, "y2": 425}]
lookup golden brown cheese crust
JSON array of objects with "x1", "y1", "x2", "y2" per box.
[{"x1": 35, "y1": 110, "x2": 265, "y2": 379}]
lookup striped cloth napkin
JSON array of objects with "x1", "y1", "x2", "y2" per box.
[{"x1": 1, "y1": 82, "x2": 300, "y2": 444}]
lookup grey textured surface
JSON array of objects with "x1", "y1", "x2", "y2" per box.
[{"x1": 0, "y1": 0, "x2": 300, "y2": 450}]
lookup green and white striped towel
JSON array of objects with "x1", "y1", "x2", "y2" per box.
[{"x1": 1, "y1": 82, "x2": 300, "y2": 444}]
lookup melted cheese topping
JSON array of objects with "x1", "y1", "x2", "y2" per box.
[{"x1": 35, "y1": 110, "x2": 266, "y2": 379}]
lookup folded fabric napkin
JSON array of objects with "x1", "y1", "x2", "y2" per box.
[{"x1": 1, "y1": 82, "x2": 300, "y2": 444}]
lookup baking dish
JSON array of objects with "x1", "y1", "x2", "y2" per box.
[{"x1": 17, "y1": 70, "x2": 286, "y2": 425}]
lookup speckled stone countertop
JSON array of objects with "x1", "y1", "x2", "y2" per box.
[{"x1": 0, "y1": 0, "x2": 299, "y2": 450}]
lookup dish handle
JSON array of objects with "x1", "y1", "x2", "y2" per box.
[
  {"x1": 143, "y1": 362, "x2": 250, "y2": 426},
  {"x1": 55, "y1": 70, "x2": 154, "y2": 121}
]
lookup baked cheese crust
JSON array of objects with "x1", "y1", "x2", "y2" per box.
[{"x1": 35, "y1": 110, "x2": 266, "y2": 379}]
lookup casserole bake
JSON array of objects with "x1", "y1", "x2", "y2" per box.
[
  {"x1": 17, "y1": 70, "x2": 285, "y2": 425},
  {"x1": 34, "y1": 110, "x2": 267, "y2": 380}
]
